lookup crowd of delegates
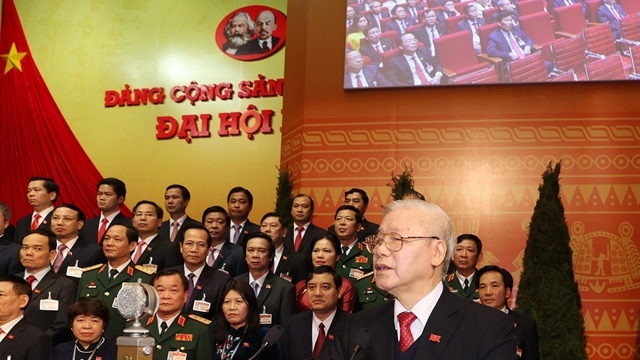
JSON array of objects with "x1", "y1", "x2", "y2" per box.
[
  {"x1": 0, "y1": 176, "x2": 539, "y2": 359},
  {"x1": 344, "y1": 0, "x2": 635, "y2": 87}
]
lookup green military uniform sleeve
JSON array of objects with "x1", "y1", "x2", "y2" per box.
[
  {"x1": 336, "y1": 243, "x2": 374, "y2": 280},
  {"x1": 355, "y1": 272, "x2": 394, "y2": 311},
  {"x1": 148, "y1": 314, "x2": 214, "y2": 360}
]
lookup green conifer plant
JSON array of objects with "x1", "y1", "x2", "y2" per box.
[
  {"x1": 387, "y1": 164, "x2": 415, "y2": 200},
  {"x1": 274, "y1": 164, "x2": 295, "y2": 225}
]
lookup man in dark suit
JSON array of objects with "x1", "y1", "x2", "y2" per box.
[
  {"x1": 236, "y1": 10, "x2": 280, "y2": 55},
  {"x1": 227, "y1": 187, "x2": 260, "y2": 246},
  {"x1": 202, "y1": 206, "x2": 248, "y2": 277},
  {"x1": 487, "y1": 12, "x2": 534, "y2": 64},
  {"x1": 131, "y1": 201, "x2": 183, "y2": 272},
  {"x1": 367, "y1": 1, "x2": 391, "y2": 30},
  {"x1": 282, "y1": 266, "x2": 350, "y2": 360},
  {"x1": 436, "y1": 0, "x2": 461, "y2": 24},
  {"x1": 357, "y1": 0, "x2": 375, "y2": 13},
  {"x1": 0, "y1": 203, "x2": 22, "y2": 275},
  {"x1": 172, "y1": 224, "x2": 230, "y2": 320},
  {"x1": 385, "y1": 5, "x2": 418, "y2": 34},
  {"x1": 387, "y1": 32, "x2": 444, "y2": 86},
  {"x1": 443, "y1": 234, "x2": 483, "y2": 300},
  {"x1": 235, "y1": 233, "x2": 295, "y2": 326},
  {"x1": 319, "y1": 200, "x2": 518, "y2": 360},
  {"x1": 414, "y1": 9, "x2": 449, "y2": 57},
  {"x1": 344, "y1": 50, "x2": 393, "y2": 88},
  {"x1": 159, "y1": 184, "x2": 200, "y2": 242},
  {"x1": 50, "y1": 204, "x2": 106, "y2": 281},
  {"x1": 328, "y1": 188, "x2": 380, "y2": 242},
  {"x1": 0, "y1": 275, "x2": 52, "y2": 360},
  {"x1": 491, "y1": 0, "x2": 521, "y2": 25},
  {"x1": 81, "y1": 178, "x2": 132, "y2": 244},
  {"x1": 597, "y1": 0, "x2": 627, "y2": 39},
  {"x1": 19, "y1": 229, "x2": 76, "y2": 346},
  {"x1": 359, "y1": 26, "x2": 396, "y2": 68},
  {"x1": 14, "y1": 176, "x2": 59, "y2": 244},
  {"x1": 260, "y1": 212, "x2": 309, "y2": 284},
  {"x1": 284, "y1": 194, "x2": 327, "y2": 260},
  {"x1": 477, "y1": 265, "x2": 540, "y2": 360},
  {"x1": 405, "y1": 0, "x2": 425, "y2": 19},
  {"x1": 457, "y1": 2, "x2": 486, "y2": 53}
]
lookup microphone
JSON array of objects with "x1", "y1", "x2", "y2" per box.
[
  {"x1": 247, "y1": 325, "x2": 285, "y2": 360},
  {"x1": 349, "y1": 328, "x2": 371, "y2": 360}
]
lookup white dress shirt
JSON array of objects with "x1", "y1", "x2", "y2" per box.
[
  {"x1": 24, "y1": 267, "x2": 51, "y2": 290},
  {"x1": 393, "y1": 282, "x2": 443, "y2": 341},
  {"x1": 312, "y1": 308, "x2": 338, "y2": 349}
]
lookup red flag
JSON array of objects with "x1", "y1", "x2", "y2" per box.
[{"x1": 0, "y1": 0, "x2": 131, "y2": 221}]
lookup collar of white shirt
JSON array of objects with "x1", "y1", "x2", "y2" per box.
[
  {"x1": 108, "y1": 260, "x2": 131, "y2": 276},
  {"x1": 0, "y1": 315, "x2": 24, "y2": 339},
  {"x1": 139, "y1": 233, "x2": 159, "y2": 245},
  {"x1": 57, "y1": 237, "x2": 78, "y2": 251},
  {"x1": 249, "y1": 271, "x2": 269, "y2": 289},
  {"x1": 455, "y1": 271, "x2": 475, "y2": 287},
  {"x1": 157, "y1": 312, "x2": 181, "y2": 333},
  {"x1": 393, "y1": 282, "x2": 444, "y2": 341},
  {"x1": 312, "y1": 307, "x2": 338, "y2": 346},
  {"x1": 99, "y1": 210, "x2": 121, "y2": 224},
  {"x1": 33, "y1": 206, "x2": 55, "y2": 221},
  {"x1": 24, "y1": 266, "x2": 51, "y2": 287},
  {"x1": 183, "y1": 264, "x2": 205, "y2": 281},
  {"x1": 171, "y1": 214, "x2": 188, "y2": 226}
]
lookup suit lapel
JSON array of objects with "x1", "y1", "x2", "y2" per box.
[
  {"x1": 275, "y1": 248, "x2": 293, "y2": 275},
  {"x1": 256, "y1": 273, "x2": 275, "y2": 309},
  {"x1": 301, "y1": 311, "x2": 313, "y2": 356},
  {"x1": 369, "y1": 303, "x2": 395, "y2": 360},
  {"x1": 213, "y1": 241, "x2": 232, "y2": 269},
  {"x1": 416, "y1": 290, "x2": 461, "y2": 360},
  {"x1": 0, "y1": 317, "x2": 27, "y2": 356},
  {"x1": 159, "y1": 314, "x2": 186, "y2": 342},
  {"x1": 139, "y1": 237, "x2": 161, "y2": 264},
  {"x1": 32, "y1": 271, "x2": 58, "y2": 300},
  {"x1": 60, "y1": 238, "x2": 86, "y2": 270}
]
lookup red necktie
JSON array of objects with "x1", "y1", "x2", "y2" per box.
[
  {"x1": 356, "y1": 74, "x2": 364, "y2": 88},
  {"x1": 26, "y1": 275, "x2": 37, "y2": 287},
  {"x1": 412, "y1": 55, "x2": 430, "y2": 85},
  {"x1": 376, "y1": 44, "x2": 383, "y2": 54},
  {"x1": 610, "y1": 6, "x2": 621, "y2": 20},
  {"x1": 294, "y1": 226, "x2": 304, "y2": 252},
  {"x1": 398, "y1": 311, "x2": 417, "y2": 352},
  {"x1": 313, "y1": 322, "x2": 326, "y2": 357},
  {"x1": 509, "y1": 32, "x2": 525, "y2": 59},
  {"x1": 97, "y1": 218, "x2": 108, "y2": 243},
  {"x1": 30, "y1": 214, "x2": 41, "y2": 230}
]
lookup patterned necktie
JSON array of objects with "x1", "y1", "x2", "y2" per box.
[
  {"x1": 313, "y1": 322, "x2": 326, "y2": 357},
  {"x1": 294, "y1": 226, "x2": 304, "y2": 252},
  {"x1": 232, "y1": 224, "x2": 242, "y2": 244},
  {"x1": 398, "y1": 311, "x2": 418, "y2": 352},
  {"x1": 97, "y1": 218, "x2": 109, "y2": 243},
  {"x1": 170, "y1": 221, "x2": 180, "y2": 242},
  {"x1": 26, "y1": 275, "x2": 37, "y2": 288},
  {"x1": 52, "y1": 244, "x2": 68, "y2": 272},
  {"x1": 30, "y1": 214, "x2": 41, "y2": 230}
]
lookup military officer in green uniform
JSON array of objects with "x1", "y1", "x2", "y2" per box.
[
  {"x1": 334, "y1": 205, "x2": 373, "y2": 281},
  {"x1": 143, "y1": 268, "x2": 214, "y2": 360},
  {"x1": 442, "y1": 234, "x2": 483, "y2": 301},
  {"x1": 355, "y1": 271, "x2": 394, "y2": 310},
  {"x1": 76, "y1": 224, "x2": 154, "y2": 340}
]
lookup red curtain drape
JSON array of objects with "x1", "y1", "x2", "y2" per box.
[{"x1": 0, "y1": 0, "x2": 131, "y2": 223}]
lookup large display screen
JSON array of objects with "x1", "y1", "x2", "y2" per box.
[{"x1": 343, "y1": 0, "x2": 639, "y2": 88}]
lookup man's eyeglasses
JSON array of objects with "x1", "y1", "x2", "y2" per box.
[
  {"x1": 134, "y1": 211, "x2": 156, "y2": 218},
  {"x1": 364, "y1": 233, "x2": 440, "y2": 253},
  {"x1": 182, "y1": 241, "x2": 208, "y2": 250}
]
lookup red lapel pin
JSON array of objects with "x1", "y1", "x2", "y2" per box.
[
  {"x1": 328, "y1": 334, "x2": 335, "y2": 340},
  {"x1": 8, "y1": 334, "x2": 15, "y2": 340},
  {"x1": 429, "y1": 334, "x2": 441, "y2": 343}
]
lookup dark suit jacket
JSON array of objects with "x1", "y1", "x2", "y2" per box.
[
  {"x1": 81, "y1": 212, "x2": 132, "y2": 244},
  {"x1": 344, "y1": 65, "x2": 393, "y2": 88},
  {"x1": 212, "y1": 240, "x2": 248, "y2": 278},
  {"x1": 457, "y1": 17, "x2": 487, "y2": 33},
  {"x1": 231, "y1": 220, "x2": 261, "y2": 246},
  {"x1": 319, "y1": 289, "x2": 519, "y2": 360},
  {"x1": 159, "y1": 215, "x2": 200, "y2": 242},
  {"x1": 386, "y1": 48, "x2": 444, "y2": 86},
  {"x1": 274, "y1": 246, "x2": 311, "y2": 285},
  {"x1": 0, "y1": 317, "x2": 52, "y2": 360},
  {"x1": 236, "y1": 36, "x2": 281, "y2": 55},
  {"x1": 413, "y1": 24, "x2": 449, "y2": 55},
  {"x1": 597, "y1": 4, "x2": 626, "y2": 38},
  {"x1": 436, "y1": 9, "x2": 461, "y2": 25},
  {"x1": 359, "y1": 38, "x2": 395, "y2": 66},
  {"x1": 133, "y1": 234, "x2": 184, "y2": 270},
  {"x1": 171, "y1": 265, "x2": 231, "y2": 320},
  {"x1": 235, "y1": 272, "x2": 295, "y2": 326},
  {"x1": 487, "y1": 27, "x2": 534, "y2": 63},
  {"x1": 508, "y1": 309, "x2": 540, "y2": 360},
  {"x1": 14, "y1": 211, "x2": 53, "y2": 244},
  {"x1": 406, "y1": 5, "x2": 425, "y2": 18},
  {"x1": 552, "y1": 0, "x2": 585, "y2": 11},
  {"x1": 281, "y1": 308, "x2": 350, "y2": 360},
  {"x1": 366, "y1": 12, "x2": 392, "y2": 30},
  {"x1": 328, "y1": 218, "x2": 380, "y2": 243},
  {"x1": 20, "y1": 270, "x2": 76, "y2": 346},
  {"x1": 384, "y1": 17, "x2": 418, "y2": 34},
  {"x1": 284, "y1": 223, "x2": 327, "y2": 260},
  {"x1": 0, "y1": 236, "x2": 23, "y2": 275},
  {"x1": 54, "y1": 237, "x2": 106, "y2": 282}
]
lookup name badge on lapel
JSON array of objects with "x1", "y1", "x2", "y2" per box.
[
  {"x1": 193, "y1": 294, "x2": 211, "y2": 313},
  {"x1": 279, "y1": 272, "x2": 292, "y2": 283},
  {"x1": 66, "y1": 260, "x2": 83, "y2": 278},
  {"x1": 167, "y1": 349, "x2": 187, "y2": 360},
  {"x1": 259, "y1": 306, "x2": 272, "y2": 325},
  {"x1": 218, "y1": 263, "x2": 229, "y2": 275},
  {"x1": 40, "y1": 292, "x2": 59, "y2": 311},
  {"x1": 349, "y1": 268, "x2": 364, "y2": 279},
  {"x1": 143, "y1": 258, "x2": 158, "y2": 273}
]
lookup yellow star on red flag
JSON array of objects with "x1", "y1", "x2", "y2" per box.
[{"x1": 1, "y1": 42, "x2": 27, "y2": 74}]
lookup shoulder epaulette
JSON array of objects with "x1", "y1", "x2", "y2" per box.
[
  {"x1": 357, "y1": 271, "x2": 374, "y2": 281},
  {"x1": 134, "y1": 265, "x2": 155, "y2": 275},
  {"x1": 83, "y1": 264, "x2": 104, "y2": 272},
  {"x1": 188, "y1": 314, "x2": 212, "y2": 325}
]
